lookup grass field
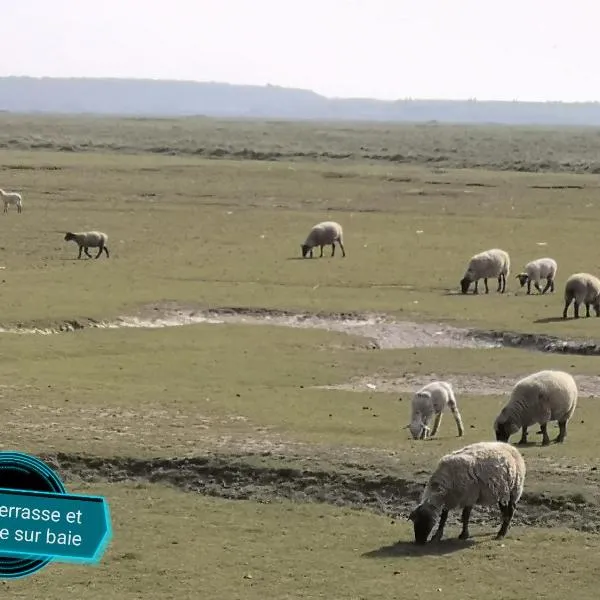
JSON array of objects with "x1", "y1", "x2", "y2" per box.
[{"x1": 1, "y1": 114, "x2": 600, "y2": 597}]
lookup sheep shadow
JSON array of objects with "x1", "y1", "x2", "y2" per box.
[
  {"x1": 533, "y1": 317, "x2": 566, "y2": 324},
  {"x1": 363, "y1": 538, "x2": 476, "y2": 559}
]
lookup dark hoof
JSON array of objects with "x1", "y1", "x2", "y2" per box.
[
  {"x1": 541, "y1": 439, "x2": 551, "y2": 447},
  {"x1": 458, "y1": 532, "x2": 469, "y2": 541},
  {"x1": 495, "y1": 533, "x2": 506, "y2": 541}
]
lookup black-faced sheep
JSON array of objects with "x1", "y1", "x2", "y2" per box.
[
  {"x1": 516, "y1": 257, "x2": 557, "y2": 294},
  {"x1": 460, "y1": 248, "x2": 510, "y2": 294},
  {"x1": 301, "y1": 221, "x2": 345, "y2": 258},
  {"x1": 408, "y1": 441, "x2": 525, "y2": 544},
  {"x1": 64, "y1": 231, "x2": 110, "y2": 259}
]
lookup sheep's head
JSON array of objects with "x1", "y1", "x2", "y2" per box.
[
  {"x1": 407, "y1": 421, "x2": 426, "y2": 440},
  {"x1": 408, "y1": 503, "x2": 437, "y2": 545},
  {"x1": 494, "y1": 409, "x2": 518, "y2": 442},
  {"x1": 516, "y1": 273, "x2": 529, "y2": 287},
  {"x1": 301, "y1": 244, "x2": 311, "y2": 258},
  {"x1": 64, "y1": 232, "x2": 76, "y2": 242},
  {"x1": 460, "y1": 276, "x2": 472, "y2": 294}
]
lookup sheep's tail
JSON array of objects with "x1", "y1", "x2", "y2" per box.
[{"x1": 446, "y1": 386, "x2": 465, "y2": 437}]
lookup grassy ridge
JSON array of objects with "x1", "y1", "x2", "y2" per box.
[{"x1": 2, "y1": 113, "x2": 600, "y2": 172}]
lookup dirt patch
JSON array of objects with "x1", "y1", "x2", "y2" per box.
[
  {"x1": 318, "y1": 373, "x2": 600, "y2": 397},
  {"x1": 1, "y1": 303, "x2": 600, "y2": 357},
  {"x1": 44, "y1": 451, "x2": 600, "y2": 534}
]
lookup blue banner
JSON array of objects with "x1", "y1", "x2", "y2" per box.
[
  {"x1": 0, "y1": 489, "x2": 111, "y2": 563},
  {"x1": 0, "y1": 451, "x2": 112, "y2": 579}
]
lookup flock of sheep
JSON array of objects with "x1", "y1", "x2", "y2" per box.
[
  {"x1": 406, "y1": 370, "x2": 578, "y2": 544},
  {"x1": 300, "y1": 222, "x2": 587, "y2": 545}
]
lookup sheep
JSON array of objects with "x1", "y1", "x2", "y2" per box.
[
  {"x1": 0, "y1": 188, "x2": 23, "y2": 214},
  {"x1": 301, "y1": 221, "x2": 345, "y2": 258},
  {"x1": 562, "y1": 272, "x2": 600, "y2": 319},
  {"x1": 406, "y1": 381, "x2": 464, "y2": 440},
  {"x1": 494, "y1": 369, "x2": 578, "y2": 446},
  {"x1": 408, "y1": 441, "x2": 525, "y2": 544},
  {"x1": 460, "y1": 248, "x2": 510, "y2": 294},
  {"x1": 64, "y1": 231, "x2": 110, "y2": 259},
  {"x1": 516, "y1": 257, "x2": 557, "y2": 295}
]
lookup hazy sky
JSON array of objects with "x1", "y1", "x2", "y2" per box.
[{"x1": 1, "y1": 0, "x2": 596, "y2": 102}]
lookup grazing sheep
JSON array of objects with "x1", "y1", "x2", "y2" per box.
[
  {"x1": 408, "y1": 441, "x2": 525, "y2": 544},
  {"x1": 64, "y1": 231, "x2": 109, "y2": 259},
  {"x1": 0, "y1": 188, "x2": 23, "y2": 214},
  {"x1": 516, "y1": 257, "x2": 557, "y2": 295},
  {"x1": 494, "y1": 369, "x2": 578, "y2": 446},
  {"x1": 460, "y1": 248, "x2": 510, "y2": 294},
  {"x1": 406, "y1": 381, "x2": 464, "y2": 440},
  {"x1": 301, "y1": 221, "x2": 345, "y2": 258},
  {"x1": 562, "y1": 272, "x2": 600, "y2": 319}
]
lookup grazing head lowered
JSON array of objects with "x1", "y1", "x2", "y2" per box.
[
  {"x1": 516, "y1": 273, "x2": 529, "y2": 287},
  {"x1": 460, "y1": 276, "x2": 471, "y2": 294},
  {"x1": 408, "y1": 503, "x2": 438, "y2": 545},
  {"x1": 301, "y1": 243, "x2": 311, "y2": 258}
]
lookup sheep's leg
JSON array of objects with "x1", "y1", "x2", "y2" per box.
[
  {"x1": 84, "y1": 247, "x2": 93, "y2": 259},
  {"x1": 95, "y1": 246, "x2": 103, "y2": 259},
  {"x1": 77, "y1": 246, "x2": 83, "y2": 259},
  {"x1": 527, "y1": 279, "x2": 531, "y2": 295},
  {"x1": 555, "y1": 421, "x2": 567, "y2": 443},
  {"x1": 540, "y1": 422, "x2": 551, "y2": 446},
  {"x1": 573, "y1": 301, "x2": 580, "y2": 319},
  {"x1": 338, "y1": 240, "x2": 346, "y2": 257},
  {"x1": 449, "y1": 404, "x2": 465, "y2": 437},
  {"x1": 330, "y1": 243, "x2": 335, "y2": 257},
  {"x1": 541, "y1": 279, "x2": 552, "y2": 294},
  {"x1": 533, "y1": 281, "x2": 542, "y2": 294},
  {"x1": 473, "y1": 280, "x2": 479, "y2": 294},
  {"x1": 517, "y1": 426, "x2": 528, "y2": 446},
  {"x1": 103, "y1": 246, "x2": 110, "y2": 258},
  {"x1": 483, "y1": 278, "x2": 490, "y2": 294},
  {"x1": 495, "y1": 500, "x2": 515, "y2": 539},
  {"x1": 431, "y1": 508, "x2": 449, "y2": 542},
  {"x1": 550, "y1": 279, "x2": 555, "y2": 293},
  {"x1": 458, "y1": 506, "x2": 472, "y2": 540},
  {"x1": 563, "y1": 296, "x2": 573, "y2": 319},
  {"x1": 585, "y1": 302, "x2": 591, "y2": 317},
  {"x1": 430, "y1": 412, "x2": 443, "y2": 437}
]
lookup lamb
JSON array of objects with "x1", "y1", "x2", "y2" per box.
[
  {"x1": 516, "y1": 257, "x2": 557, "y2": 295},
  {"x1": 64, "y1": 231, "x2": 110, "y2": 259},
  {"x1": 301, "y1": 221, "x2": 345, "y2": 258},
  {"x1": 0, "y1": 188, "x2": 23, "y2": 214},
  {"x1": 460, "y1": 248, "x2": 510, "y2": 294},
  {"x1": 562, "y1": 272, "x2": 600, "y2": 319},
  {"x1": 494, "y1": 369, "x2": 578, "y2": 446},
  {"x1": 408, "y1": 441, "x2": 525, "y2": 544},
  {"x1": 406, "y1": 381, "x2": 464, "y2": 440}
]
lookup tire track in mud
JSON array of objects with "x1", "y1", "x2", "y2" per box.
[
  {"x1": 0, "y1": 303, "x2": 599, "y2": 356},
  {"x1": 44, "y1": 452, "x2": 600, "y2": 534}
]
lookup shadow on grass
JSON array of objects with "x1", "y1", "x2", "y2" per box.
[
  {"x1": 363, "y1": 538, "x2": 476, "y2": 558},
  {"x1": 533, "y1": 316, "x2": 567, "y2": 324}
]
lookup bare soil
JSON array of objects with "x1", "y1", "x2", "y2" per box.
[
  {"x1": 44, "y1": 451, "x2": 600, "y2": 534},
  {"x1": 318, "y1": 373, "x2": 600, "y2": 398},
  {"x1": 2, "y1": 302, "x2": 600, "y2": 356}
]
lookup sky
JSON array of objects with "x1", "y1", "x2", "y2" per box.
[{"x1": 0, "y1": 0, "x2": 597, "y2": 102}]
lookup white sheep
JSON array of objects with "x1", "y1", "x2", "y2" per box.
[
  {"x1": 0, "y1": 188, "x2": 23, "y2": 214},
  {"x1": 408, "y1": 441, "x2": 525, "y2": 544},
  {"x1": 406, "y1": 381, "x2": 464, "y2": 440},
  {"x1": 494, "y1": 369, "x2": 578, "y2": 446},
  {"x1": 460, "y1": 248, "x2": 510, "y2": 294},
  {"x1": 562, "y1": 272, "x2": 600, "y2": 319},
  {"x1": 301, "y1": 221, "x2": 345, "y2": 258},
  {"x1": 516, "y1": 257, "x2": 557, "y2": 295},
  {"x1": 64, "y1": 231, "x2": 110, "y2": 259}
]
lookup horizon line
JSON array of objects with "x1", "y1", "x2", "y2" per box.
[{"x1": 1, "y1": 74, "x2": 599, "y2": 106}]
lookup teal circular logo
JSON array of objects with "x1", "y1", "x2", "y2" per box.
[{"x1": 0, "y1": 452, "x2": 66, "y2": 579}]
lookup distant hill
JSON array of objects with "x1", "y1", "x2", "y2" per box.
[{"x1": 2, "y1": 76, "x2": 600, "y2": 126}]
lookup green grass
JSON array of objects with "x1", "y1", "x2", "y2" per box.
[
  {"x1": 1, "y1": 117, "x2": 600, "y2": 596},
  {"x1": 6, "y1": 481, "x2": 599, "y2": 600}
]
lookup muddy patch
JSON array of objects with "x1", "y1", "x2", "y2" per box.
[
  {"x1": 317, "y1": 373, "x2": 600, "y2": 397},
  {"x1": 1, "y1": 303, "x2": 599, "y2": 357},
  {"x1": 44, "y1": 451, "x2": 600, "y2": 534}
]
